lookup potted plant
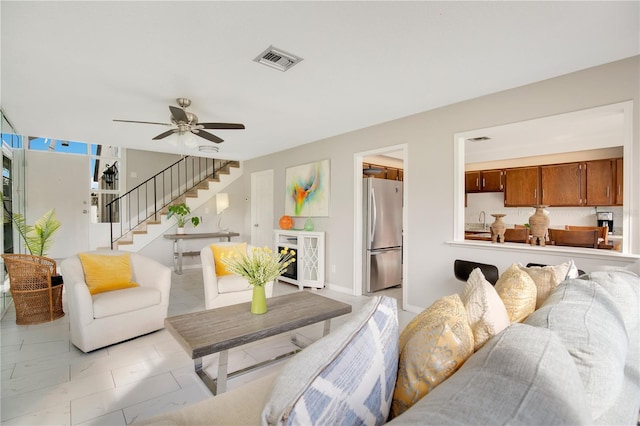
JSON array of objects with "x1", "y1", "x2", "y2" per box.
[
  {"x1": 167, "y1": 202, "x2": 201, "y2": 233},
  {"x1": 221, "y1": 246, "x2": 295, "y2": 314},
  {"x1": 2, "y1": 195, "x2": 61, "y2": 257}
]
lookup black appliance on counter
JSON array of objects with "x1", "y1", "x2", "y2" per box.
[{"x1": 597, "y1": 212, "x2": 614, "y2": 234}]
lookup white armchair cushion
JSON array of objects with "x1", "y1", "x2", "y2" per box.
[
  {"x1": 92, "y1": 287, "x2": 161, "y2": 319},
  {"x1": 217, "y1": 275, "x2": 252, "y2": 294}
]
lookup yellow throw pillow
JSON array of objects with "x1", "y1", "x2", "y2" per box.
[
  {"x1": 390, "y1": 294, "x2": 474, "y2": 419},
  {"x1": 210, "y1": 243, "x2": 247, "y2": 276},
  {"x1": 495, "y1": 263, "x2": 537, "y2": 323},
  {"x1": 78, "y1": 253, "x2": 139, "y2": 295}
]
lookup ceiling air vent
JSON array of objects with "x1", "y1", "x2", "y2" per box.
[
  {"x1": 253, "y1": 46, "x2": 303, "y2": 72},
  {"x1": 466, "y1": 136, "x2": 491, "y2": 142}
]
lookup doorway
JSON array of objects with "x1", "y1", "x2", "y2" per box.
[
  {"x1": 353, "y1": 144, "x2": 408, "y2": 310},
  {"x1": 26, "y1": 150, "x2": 91, "y2": 258},
  {"x1": 251, "y1": 169, "x2": 274, "y2": 248}
]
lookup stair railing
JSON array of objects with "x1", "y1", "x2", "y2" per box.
[{"x1": 105, "y1": 156, "x2": 236, "y2": 248}]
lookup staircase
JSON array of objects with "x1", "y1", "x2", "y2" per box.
[{"x1": 106, "y1": 157, "x2": 242, "y2": 252}]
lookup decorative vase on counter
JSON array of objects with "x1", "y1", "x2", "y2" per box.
[
  {"x1": 528, "y1": 205, "x2": 550, "y2": 246},
  {"x1": 251, "y1": 285, "x2": 268, "y2": 315},
  {"x1": 490, "y1": 214, "x2": 507, "y2": 243},
  {"x1": 176, "y1": 227, "x2": 185, "y2": 235},
  {"x1": 304, "y1": 216, "x2": 315, "y2": 231}
]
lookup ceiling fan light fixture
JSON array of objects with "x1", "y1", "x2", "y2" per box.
[
  {"x1": 114, "y1": 98, "x2": 244, "y2": 145},
  {"x1": 198, "y1": 145, "x2": 219, "y2": 153}
]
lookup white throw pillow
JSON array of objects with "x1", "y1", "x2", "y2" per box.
[{"x1": 461, "y1": 268, "x2": 510, "y2": 351}]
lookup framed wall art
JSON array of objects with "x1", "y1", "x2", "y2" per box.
[{"x1": 285, "y1": 159, "x2": 330, "y2": 217}]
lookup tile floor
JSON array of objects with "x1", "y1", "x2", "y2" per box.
[{"x1": 1, "y1": 269, "x2": 410, "y2": 425}]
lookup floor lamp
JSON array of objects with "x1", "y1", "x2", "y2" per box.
[{"x1": 216, "y1": 193, "x2": 229, "y2": 232}]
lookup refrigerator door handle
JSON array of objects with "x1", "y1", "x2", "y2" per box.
[{"x1": 370, "y1": 187, "x2": 377, "y2": 243}]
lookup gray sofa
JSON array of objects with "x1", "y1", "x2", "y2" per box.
[{"x1": 140, "y1": 270, "x2": 639, "y2": 425}]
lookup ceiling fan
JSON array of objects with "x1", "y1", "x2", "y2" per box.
[{"x1": 113, "y1": 98, "x2": 245, "y2": 144}]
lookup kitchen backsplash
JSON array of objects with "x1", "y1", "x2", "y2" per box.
[{"x1": 466, "y1": 192, "x2": 623, "y2": 235}]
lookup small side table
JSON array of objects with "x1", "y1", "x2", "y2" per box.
[{"x1": 164, "y1": 232, "x2": 240, "y2": 274}]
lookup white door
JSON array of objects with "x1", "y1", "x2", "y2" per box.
[
  {"x1": 251, "y1": 169, "x2": 274, "y2": 248},
  {"x1": 26, "y1": 151, "x2": 90, "y2": 259}
]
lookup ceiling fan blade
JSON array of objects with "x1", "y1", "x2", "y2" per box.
[
  {"x1": 198, "y1": 122, "x2": 245, "y2": 130},
  {"x1": 152, "y1": 129, "x2": 178, "y2": 140},
  {"x1": 169, "y1": 106, "x2": 189, "y2": 123},
  {"x1": 113, "y1": 119, "x2": 172, "y2": 126},
  {"x1": 193, "y1": 130, "x2": 224, "y2": 144}
]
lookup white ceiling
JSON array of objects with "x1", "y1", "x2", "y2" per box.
[
  {"x1": 464, "y1": 102, "x2": 627, "y2": 163},
  {"x1": 2, "y1": 1, "x2": 639, "y2": 161}
]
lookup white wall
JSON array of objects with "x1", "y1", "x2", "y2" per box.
[
  {"x1": 241, "y1": 56, "x2": 640, "y2": 312},
  {"x1": 125, "y1": 150, "x2": 181, "y2": 191}
]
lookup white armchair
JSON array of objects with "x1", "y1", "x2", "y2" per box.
[
  {"x1": 60, "y1": 250, "x2": 171, "y2": 353},
  {"x1": 201, "y1": 243, "x2": 274, "y2": 310}
]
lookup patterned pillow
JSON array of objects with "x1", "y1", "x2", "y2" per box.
[
  {"x1": 495, "y1": 264, "x2": 537, "y2": 323},
  {"x1": 390, "y1": 294, "x2": 474, "y2": 419},
  {"x1": 262, "y1": 296, "x2": 398, "y2": 426},
  {"x1": 518, "y1": 262, "x2": 570, "y2": 308},
  {"x1": 460, "y1": 268, "x2": 510, "y2": 351}
]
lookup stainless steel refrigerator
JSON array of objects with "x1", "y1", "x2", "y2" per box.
[{"x1": 363, "y1": 178, "x2": 403, "y2": 293}]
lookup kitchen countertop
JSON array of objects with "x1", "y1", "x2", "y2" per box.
[{"x1": 463, "y1": 228, "x2": 624, "y2": 250}]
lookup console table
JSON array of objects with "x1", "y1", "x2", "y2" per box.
[{"x1": 164, "y1": 232, "x2": 240, "y2": 274}]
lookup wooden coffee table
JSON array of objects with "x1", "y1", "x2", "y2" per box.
[{"x1": 165, "y1": 291, "x2": 352, "y2": 395}]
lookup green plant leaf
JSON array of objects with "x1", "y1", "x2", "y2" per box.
[
  {"x1": 5, "y1": 211, "x2": 35, "y2": 254},
  {"x1": 167, "y1": 203, "x2": 199, "y2": 228},
  {"x1": 28, "y1": 209, "x2": 61, "y2": 256}
]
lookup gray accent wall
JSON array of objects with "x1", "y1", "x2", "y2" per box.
[{"x1": 241, "y1": 56, "x2": 640, "y2": 312}]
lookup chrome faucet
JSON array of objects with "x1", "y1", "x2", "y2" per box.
[{"x1": 479, "y1": 211, "x2": 486, "y2": 229}]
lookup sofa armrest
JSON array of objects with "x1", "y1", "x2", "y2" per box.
[
  {"x1": 135, "y1": 370, "x2": 278, "y2": 425},
  {"x1": 200, "y1": 246, "x2": 220, "y2": 305},
  {"x1": 130, "y1": 253, "x2": 172, "y2": 306},
  {"x1": 60, "y1": 256, "x2": 95, "y2": 326}
]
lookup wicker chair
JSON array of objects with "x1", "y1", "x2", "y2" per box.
[{"x1": 2, "y1": 254, "x2": 65, "y2": 325}]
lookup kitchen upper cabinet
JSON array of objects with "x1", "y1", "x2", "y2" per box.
[
  {"x1": 465, "y1": 170, "x2": 503, "y2": 193},
  {"x1": 585, "y1": 159, "x2": 614, "y2": 206},
  {"x1": 504, "y1": 166, "x2": 540, "y2": 207},
  {"x1": 363, "y1": 162, "x2": 403, "y2": 181},
  {"x1": 482, "y1": 170, "x2": 504, "y2": 192},
  {"x1": 465, "y1": 171, "x2": 481, "y2": 192},
  {"x1": 541, "y1": 163, "x2": 584, "y2": 206},
  {"x1": 614, "y1": 158, "x2": 623, "y2": 205}
]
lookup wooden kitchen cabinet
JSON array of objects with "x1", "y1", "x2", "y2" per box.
[
  {"x1": 482, "y1": 169, "x2": 504, "y2": 192},
  {"x1": 541, "y1": 163, "x2": 584, "y2": 206},
  {"x1": 465, "y1": 171, "x2": 481, "y2": 192},
  {"x1": 504, "y1": 166, "x2": 540, "y2": 207},
  {"x1": 614, "y1": 158, "x2": 623, "y2": 205},
  {"x1": 585, "y1": 159, "x2": 614, "y2": 206},
  {"x1": 465, "y1": 170, "x2": 503, "y2": 193}
]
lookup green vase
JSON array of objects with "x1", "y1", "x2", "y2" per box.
[
  {"x1": 251, "y1": 285, "x2": 267, "y2": 314},
  {"x1": 304, "y1": 216, "x2": 315, "y2": 231}
]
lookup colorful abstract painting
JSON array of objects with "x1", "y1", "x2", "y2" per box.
[{"x1": 285, "y1": 159, "x2": 330, "y2": 217}]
